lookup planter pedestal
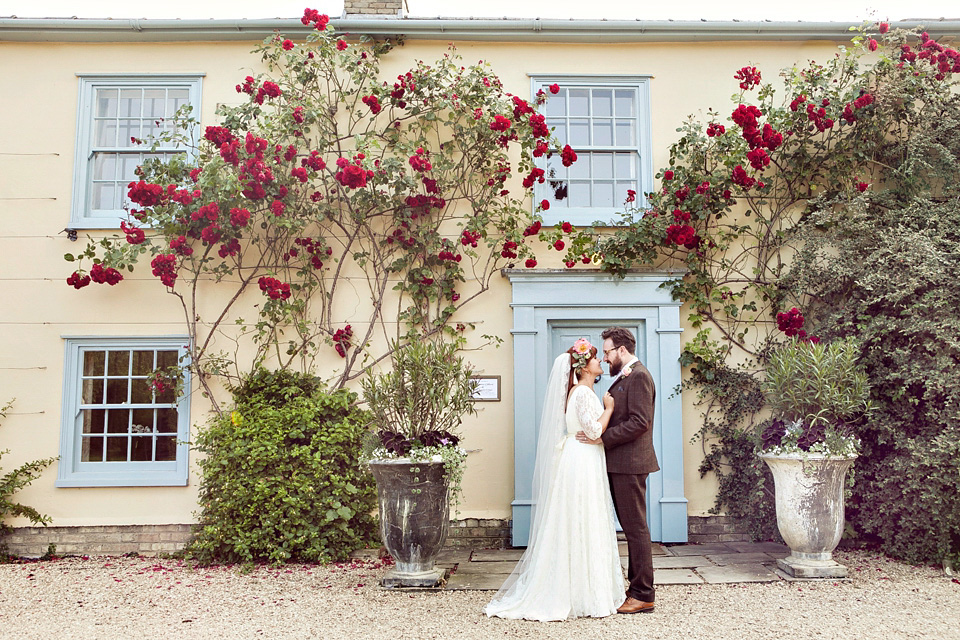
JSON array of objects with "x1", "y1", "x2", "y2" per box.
[
  {"x1": 760, "y1": 452, "x2": 856, "y2": 579},
  {"x1": 369, "y1": 459, "x2": 449, "y2": 588}
]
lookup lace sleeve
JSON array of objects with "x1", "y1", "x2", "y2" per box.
[{"x1": 573, "y1": 387, "x2": 604, "y2": 440}]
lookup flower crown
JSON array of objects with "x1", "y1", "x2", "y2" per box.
[{"x1": 570, "y1": 338, "x2": 594, "y2": 371}]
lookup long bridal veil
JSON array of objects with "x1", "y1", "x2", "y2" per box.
[{"x1": 486, "y1": 353, "x2": 570, "y2": 605}]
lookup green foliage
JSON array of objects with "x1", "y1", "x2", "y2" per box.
[
  {"x1": 0, "y1": 400, "x2": 56, "y2": 538},
  {"x1": 586, "y1": 24, "x2": 960, "y2": 562},
  {"x1": 188, "y1": 370, "x2": 378, "y2": 564},
  {"x1": 763, "y1": 339, "x2": 870, "y2": 426},
  {"x1": 785, "y1": 200, "x2": 960, "y2": 565},
  {"x1": 361, "y1": 339, "x2": 477, "y2": 441}
]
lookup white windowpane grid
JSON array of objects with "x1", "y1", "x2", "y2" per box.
[
  {"x1": 89, "y1": 86, "x2": 187, "y2": 214},
  {"x1": 78, "y1": 348, "x2": 179, "y2": 463},
  {"x1": 543, "y1": 87, "x2": 638, "y2": 150},
  {"x1": 537, "y1": 83, "x2": 643, "y2": 212},
  {"x1": 541, "y1": 151, "x2": 639, "y2": 209}
]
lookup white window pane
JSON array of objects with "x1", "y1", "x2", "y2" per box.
[
  {"x1": 569, "y1": 181, "x2": 591, "y2": 207},
  {"x1": 96, "y1": 89, "x2": 118, "y2": 117},
  {"x1": 118, "y1": 120, "x2": 141, "y2": 146},
  {"x1": 119, "y1": 89, "x2": 142, "y2": 117},
  {"x1": 120, "y1": 154, "x2": 141, "y2": 181},
  {"x1": 93, "y1": 153, "x2": 117, "y2": 180},
  {"x1": 593, "y1": 120, "x2": 613, "y2": 146},
  {"x1": 95, "y1": 120, "x2": 117, "y2": 146},
  {"x1": 592, "y1": 181, "x2": 615, "y2": 208},
  {"x1": 615, "y1": 153, "x2": 636, "y2": 178},
  {"x1": 544, "y1": 91, "x2": 566, "y2": 117},
  {"x1": 569, "y1": 153, "x2": 590, "y2": 179},
  {"x1": 615, "y1": 89, "x2": 635, "y2": 117},
  {"x1": 592, "y1": 89, "x2": 613, "y2": 117},
  {"x1": 615, "y1": 120, "x2": 635, "y2": 146},
  {"x1": 91, "y1": 183, "x2": 117, "y2": 210},
  {"x1": 569, "y1": 89, "x2": 590, "y2": 116},
  {"x1": 143, "y1": 89, "x2": 166, "y2": 118},
  {"x1": 569, "y1": 120, "x2": 590, "y2": 146},
  {"x1": 546, "y1": 119, "x2": 567, "y2": 146},
  {"x1": 545, "y1": 154, "x2": 565, "y2": 180},
  {"x1": 168, "y1": 89, "x2": 189, "y2": 115},
  {"x1": 593, "y1": 153, "x2": 614, "y2": 179}
]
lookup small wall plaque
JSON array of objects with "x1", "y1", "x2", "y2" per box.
[{"x1": 470, "y1": 375, "x2": 500, "y2": 402}]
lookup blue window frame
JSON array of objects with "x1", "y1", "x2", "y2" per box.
[
  {"x1": 57, "y1": 337, "x2": 191, "y2": 487},
  {"x1": 530, "y1": 75, "x2": 653, "y2": 226}
]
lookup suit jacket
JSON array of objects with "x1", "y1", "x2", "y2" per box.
[{"x1": 601, "y1": 359, "x2": 659, "y2": 475}]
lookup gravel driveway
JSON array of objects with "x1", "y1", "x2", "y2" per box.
[{"x1": 1, "y1": 549, "x2": 957, "y2": 639}]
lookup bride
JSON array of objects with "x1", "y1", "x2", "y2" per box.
[{"x1": 484, "y1": 339, "x2": 624, "y2": 621}]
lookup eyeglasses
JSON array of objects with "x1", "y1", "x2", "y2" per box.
[{"x1": 602, "y1": 347, "x2": 618, "y2": 356}]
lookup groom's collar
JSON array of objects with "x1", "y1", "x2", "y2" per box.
[{"x1": 611, "y1": 355, "x2": 639, "y2": 383}]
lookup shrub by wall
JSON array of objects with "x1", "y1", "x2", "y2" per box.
[{"x1": 188, "y1": 370, "x2": 378, "y2": 564}]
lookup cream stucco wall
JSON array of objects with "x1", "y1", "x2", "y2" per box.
[{"x1": 0, "y1": 33, "x2": 841, "y2": 529}]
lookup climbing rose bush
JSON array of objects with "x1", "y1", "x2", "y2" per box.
[{"x1": 63, "y1": 9, "x2": 581, "y2": 409}]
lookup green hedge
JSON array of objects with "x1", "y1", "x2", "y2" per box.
[{"x1": 188, "y1": 370, "x2": 378, "y2": 564}]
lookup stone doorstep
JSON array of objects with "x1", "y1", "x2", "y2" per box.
[
  {"x1": 725, "y1": 541, "x2": 790, "y2": 556},
  {"x1": 694, "y1": 563, "x2": 781, "y2": 584},
  {"x1": 470, "y1": 549, "x2": 524, "y2": 562},
  {"x1": 452, "y1": 560, "x2": 517, "y2": 575},
  {"x1": 652, "y1": 555, "x2": 710, "y2": 569},
  {"x1": 655, "y1": 568, "x2": 704, "y2": 585},
  {"x1": 664, "y1": 542, "x2": 738, "y2": 556},
  {"x1": 704, "y1": 552, "x2": 780, "y2": 566},
  {"x1": 445, "y1": 572, "x2": 507, "y2": 591}
]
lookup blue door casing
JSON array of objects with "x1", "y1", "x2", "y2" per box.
[{"x1": 504, "y1": 269, "x2": 688, "y2": 546}]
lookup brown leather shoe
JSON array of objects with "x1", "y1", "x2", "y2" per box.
[{"x1": 617, "y1": 596, "x2": 655, "y2": 614}]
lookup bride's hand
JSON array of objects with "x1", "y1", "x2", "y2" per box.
[{"x1": 602, "y1": 392, "x2": 614, "y2": 410}]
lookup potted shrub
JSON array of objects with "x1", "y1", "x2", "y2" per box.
[
  {"x1": 360, "y1": 339, "x2": 475, "y2": 588},
  {"x1": 758, "y1": 338, "x2": 871, "y2": 578}
]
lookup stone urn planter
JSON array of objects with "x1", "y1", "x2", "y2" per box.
[
  {"x1": 369, "y1": 458, "x2": 450, "y2": 588},
  {"x1": 760, "y1": 452, "x2": 856, "y2": 578}
]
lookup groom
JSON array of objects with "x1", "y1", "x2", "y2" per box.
[{"x1": 577, "y1": 326, "x2": 658, "y2": 614}]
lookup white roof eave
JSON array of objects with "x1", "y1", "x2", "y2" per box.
[{"x1": 1, "y1": 16, "x2": 958, "y2": 43}]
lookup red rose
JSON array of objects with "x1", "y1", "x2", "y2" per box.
[
  {"x1": 282, "y1": 39, "x2": 294, "y2": 50},
  {"x1": 489, "y1": 115, "x2": 512, "y2": 132},
  {"x1": 663, "y1": 170, "x2": 674, "y2": 181},
  {"x1": 525, "y1": 258, "x2": 537, "y2": 268},
  {"x1": 540, "y1": 199, "x2": 550, "y2": 211},
  {"x1": 66, "y1": 271, "x2": 91, "y2": 289},
  {"x1": 561, "y1": 145, "x2": 577, "y2": 167},
  {"x1": 549, "y1": 84, "x2": 560, "y2": 94},
  {"x1": 337, "y1": 39, "x2": 348, "y2": 50},
  {"x1": 868, "y1": 38, "x2": 879, "y2": 52},
  {"x1": 561, "y1": 222, "x2": 572, "y2": 233},
  {"x1": 553, "y1": 239, "x2": 565, "y2": 251},
  {"x1": 625, "y1": 189, "x2": 637, "y2": 203},
  {"x1": 361, "y1": 95, "x2": 382, "y2": 115},
  {"x1": 878, "y1": 22, "x2": 889, "y2": 34}
]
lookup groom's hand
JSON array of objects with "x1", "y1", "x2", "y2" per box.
[{"x1": 575, "y1": 430, "x2": 602, "y2": 445}]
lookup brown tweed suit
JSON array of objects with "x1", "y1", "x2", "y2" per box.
[{"x1": 601, "y1": 359, "x2": 658, "y2": 602}]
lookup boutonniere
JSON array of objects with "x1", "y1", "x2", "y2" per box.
[{"x1": 621, "y1": 365, "x2": 633, "y2": 378}]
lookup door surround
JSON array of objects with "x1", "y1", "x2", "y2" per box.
[{"x1": 504, "y1": 268, "x2": 688, "y2": 546}]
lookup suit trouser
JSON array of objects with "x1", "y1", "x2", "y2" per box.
[{"x1": 608, "y1": 472, "x2": 655, "y2": 602}]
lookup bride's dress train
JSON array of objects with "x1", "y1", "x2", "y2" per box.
[{"x1": 484, "y1": 383, "x2": 624, "y2": 621}]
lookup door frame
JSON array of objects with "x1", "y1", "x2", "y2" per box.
[{"x1": 504, "y1": 268, "x2": 688, "y2": 545}]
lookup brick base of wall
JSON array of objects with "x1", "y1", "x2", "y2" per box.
[
  {"x1": 1, "y1": 524, "x2": 194, "y2": 557},
  {"x1": 686, "y1": 515, "x2": 753, "y2": 544},
  {"x1": 2, "y1": 516, "x2": 753, "y2": 557}
]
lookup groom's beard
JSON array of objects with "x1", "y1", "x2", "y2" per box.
[{"x1": 607, "y1": 361, "x2": 622, "y2": 377}]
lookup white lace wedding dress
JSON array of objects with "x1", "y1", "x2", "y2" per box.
[{"x1": 484, "y1": 383, "x2": 624, "y2": 621}]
